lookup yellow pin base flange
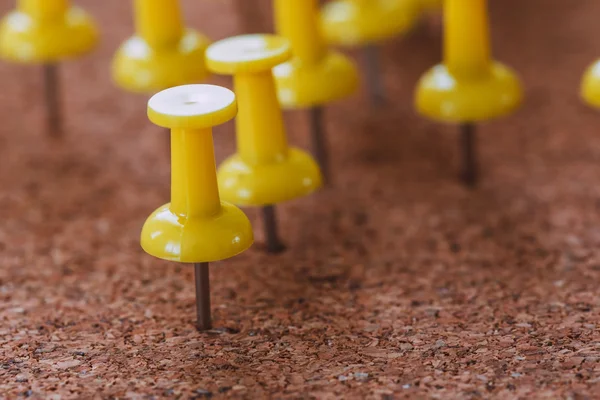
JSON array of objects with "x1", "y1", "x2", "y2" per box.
[
  {"x1": 415, "y1": 63, "x2": 523, "y2": 123},
  {"x1": 112, "y1": 30, "x2": 211, "y2": 94},
  {"x1": 581, "y1": 60, "x2": 600, "y2": 109},
  {"x1": 141, "y1": 202, "x2": 253, "y2": 263},
  {"x1": 274, "y1": 52, "x2": 359, "y2": 108},
  {"x1": 0, "y1": 7, "x2": 98, "y2": 63},
  {"x1": 206, "y1": 34, "x2": 322, "y2": 205},
  {"x1": 321, "y1": 0, "x2": 421, "y2": 46},
  {"x1": 141, "y1": 85, "x2": 253, "y2": 263},
  {"x1": 218, "y1": 149, "x2": 322, "y2": 206}
]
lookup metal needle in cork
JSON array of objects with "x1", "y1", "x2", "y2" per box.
[
  {"x1": 206, "y1": 34, "x2": 322, "y2": 254},
  {"x1": 141, "y1": 84, "x2": 253, "y2": 330},
  {"x1": 320, "y1": 0, "x2": 421, "y2": 107},
  {"x1": 43, "y1": 64, "x2": 62, "y2": 135},
  {"x1": 272, "y1": 0, "x2": 359, "y2": 185},
  {"x1": 415, "y1": 0, "x2": 522, "y2": 187},
  {"x1": 0, "y1": 0, "x2": 98, "y2": 136}
]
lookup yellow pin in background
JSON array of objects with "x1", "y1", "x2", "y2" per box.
[
  {"x1": 206, "y1": 34, "x2": 322, "y2": 253},
  {"x1": 415, "y1": 0, "x2": 522, "y2": 187},
  {"x1": 581, "y1": 60, "x2": 600, "y2": 109},
  {"x1": 321, "y1": 0, "x2": 421, "y2": 105},
  {"x1": 141, "y1": 84, "x2": 254, "y2": 330},
  {"x1": 273, "y1": 0, "x2": 359, "y2": 184},
  {"x1": 113, "y1": 0, "x2": 210, "y2": 93},
  {"x1": 0, "y1": 0, "x2": 98, "y2": 136}
]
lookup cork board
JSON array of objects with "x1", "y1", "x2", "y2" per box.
[{"x1": 1, "y1": 0, "x2": 599, "y2": 398}]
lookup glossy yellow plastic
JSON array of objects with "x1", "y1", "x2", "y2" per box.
[
  {"x1": 272, "y1": 0, "x2": 359, "y2": 108},
  {"x1": 0, "y1": 0, "x2": 98, "y2": 63},
  {"x1": 112, "y1": 0, "x2": 211, "y2": 94},
  {"x1": 206, "y1": 34, "x2": 322, "y2": 206},
  {"x1": 321, "y1": 0, "x2": 421, "y2": 46},
  {"x1": 581, "y1": 60, "x2": 600, "y2": 108},
  {"x1": 141, "y1": 84, "x2": 253, "y2": 263},
  {"x1": 415, "y1": 0, "x2": 522, "y2": 123}
]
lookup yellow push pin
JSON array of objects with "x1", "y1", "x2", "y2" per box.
[
  {"x1": 414, "y1": 0, "x2": 522, "y2": 187},
  {"x1": 321, "y1": 0, "x2": 421, "y2": 105},
  {"x1": 581, "y1": 60, "x2": 600, "y2": 109},
  {"x1": 112, "y1": 0, "x2": 211, "y2": 94},
  {"x1": 0, "y1": 0, "x2": 98, "y2": 136},
  {"x1": 206, "y1": 34, "x2": 322, "y2": 253},
  {"x1": 273, "y1": 0, "x2": 359, "y2": 184},
  {"x1": 141, "y1": 84, "x2": 253, "y2": 330}
]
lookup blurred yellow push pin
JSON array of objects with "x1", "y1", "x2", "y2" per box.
[
  {"x1": 112, "y1": 0, "x2": 211, "y2": 94},
  {"x1": 321, "y1": 0, "x2": 421, "y2": 105},
  {"x1": 0, "y1": 0, "x2": 98, "y2": 136},
  {"x1": 581, "y1": 60, "x2": 600, "y2": 109},
  {"x1": 206, "y1": 34, "x2": 322, "y2": 253},
  {"x1": 273, "y1": 0, "x2": 359, "y2": 184},
  {"x1": 141, "y1": 84, "x2": 253, "y2": 330},
  {"x1": 415, "y1": 0, "x2": 522, "y2": 187}
]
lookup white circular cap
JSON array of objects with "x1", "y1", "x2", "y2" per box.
[{"x1": 147, "y1": 84, "x2": 237, "y2": 129}]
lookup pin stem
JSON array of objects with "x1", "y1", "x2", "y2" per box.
[
  {"x1": 262, "y1": 205, "x2": 286, "y2": 253},
  {"x1": 460, "y1": 123, "x2": 478, "y2": 187},
  {"x1": 194, "y1": 262, "x2": 212, "y2": 331},
  {"x1": 309, "y1": 107, "x2": 330, "y2": 185},
  {"x1": 43, "y1": 63, "x2": 62, "y2": 137},
  {"x1": 364, "y1": 44, "x2": 386, "y2": 106}
]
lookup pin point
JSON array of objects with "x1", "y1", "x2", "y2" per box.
[
  {"x1": 321, "y1": 0, "x2": 421, "y2": 106},
  {"x1": 414, "y1": 0, "x2": 522, "y2": 187},
  {"x1": 0, "y1": 0, "x2": 98, "y2": 136},
  {"x1": 141, "y1": 84, "x2": 254, "y2": 330},
  {"x1": 273, "y1": 0, "x2": 359, "y2": 184},
  {"x1": 206, "y1": 34, "x2": 322, "y2": 253},
  {"x1": 581, "y1": 60, "x2": 600, "y2": 109}
]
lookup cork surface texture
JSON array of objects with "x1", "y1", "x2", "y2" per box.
[{"x1": 2, "y1": 0, "x2": 600, "y2": 398}]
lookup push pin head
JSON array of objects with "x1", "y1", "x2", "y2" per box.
[
  {"x1": 272, "y1": 0, "x2": 359, "y2": 108},
  {"x1": 206, "y1": 34, "x2": 322, "y2": 207},
  {"x1": 141, "y1": 84, "x2": 253, "y2": 263},
  {"x1": 321, "y1": 0, "x2": 421, "y2": 47},
  {"x1": 581, "y1": 60, "x2": 600, "y2": 109},
  {"x1": 112, "y1": 0, "x2": 211, "y2": 93},
  {"x1": 415, "y1": 0, "x2": 522, "y2": 123},
  {"x1": 0, "y1": 0, "x2": 98, "y2": 63}
]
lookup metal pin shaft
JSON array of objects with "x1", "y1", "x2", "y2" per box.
[
  {"x1": 262, "y1": 205, "x2": 285, "y2": 254},
  {"x1": 364, "y1": 44, "x2": 386, "y2": 107},
  {"x1": 460, "y1": 123, "x2": 478, "y2": 187},
  {"x1": 43, "y1": 64, "x2": 62, "y2": 137},
  {"x1": 194, "y1": 262, "x2": 212, "y2": 331},
  {"x1": 309, "y1": 107, "x2": 330, "y2": 185}
]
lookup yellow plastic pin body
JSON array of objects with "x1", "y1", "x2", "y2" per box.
[
  {"x1": 206, "y1": 34, "x2": 322, "y2": 206},
  {"x1": 415, "y1": 0, "x2": 522, "y2": 123},
  {"x1": 112, "y1": 0, "x2": 211, "y2": 94},
  {"x1": 272, "y1": 0, "x2": 359, "y2": 108},
  {"x1": 0, "y1": 0, "x2": 98, "y2": 63},
  {"x1": 321, "y1": 0, "x2": 421, "y2": 46},
  {"x1": 141, "y1": 84, "x2": 253, "y2": 263},
  {"x1": 581, "y1": 60, "x2": 600, "y2": 108}
]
